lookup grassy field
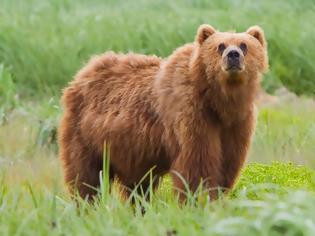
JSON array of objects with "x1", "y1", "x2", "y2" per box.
[
  {"x1": 1, "y1": 0, "x2": 315, "y2": 97},
  {"x1": 1, "y1": 93, "x2": 314, "y2": 235},
  {"x1": 1, "y1": 0, "x2": 315, "y2": 235},
  {"x1": 1, "y1": 161, "x2": 315, "y2": 235}
]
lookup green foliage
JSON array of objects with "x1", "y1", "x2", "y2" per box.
[
  {"x1": 0, "y1": 98, "x2": 315, "y2": 235},
  {"x1": 158, "y1": 162, "x2": 315, "y2": 200},
  {"x1": 34, "y1": 98, "x2": 60, "y2": 150},
  {"x1": 233, "y1": 162, "x2": 315, "y2": 199},
  {"x1": 0, "y1": 0, "x2": 314, "y2": 97},
  {"x1": 0, "y1": 64, "x2": 18, "y2": 125},
  {"x1": 36, "y1": 117, "x2": 58, "y2": 150},
  {"x1": 252, "y1": 103, "x2": 315, "y2": 164},
  {"x1": 1, "y1": 162, "x2": 315, "y2": 235},
  {"x1": 0, "y1": 64, "x2": 17, "y2": 107}
]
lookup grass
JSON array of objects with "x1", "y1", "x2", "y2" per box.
[
  {"x1": 252, "y1": 99, "x2": 315, "y2": 165},
  {"x1": 1, "y1": 160, "x2": 315, "y2": 235},
  {"x1": 234, "y1": 162, "x2": 315, "y2": 198},
  {"x1": 1, "y1": 0, "x2": 315, "y2": 234},
  {"x1": 0, "y1": 0, "x2": 315, "y2": 97},
  {"x1": 0, "y1": 97, "x2": 315, "y2": 235}
]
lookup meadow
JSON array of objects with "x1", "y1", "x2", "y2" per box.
[{"x1": 0, "y1": 0, "x2": 315, "y2": 235}]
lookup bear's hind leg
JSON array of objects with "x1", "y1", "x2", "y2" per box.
[
  {"x1": 60, "y1": 134, "x2": 111, "y2": 201},
  {"x1": 122, "y1": 174, "x2": 163, "y2": 203},
  {"x1": 63, "y1": 152, "x2": 103, "y2": 200}
]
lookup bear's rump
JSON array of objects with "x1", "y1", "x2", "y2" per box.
[
  {"x1": 79, "y1": 108, "x2": 170, "y2": 184},
  {"x1": 76, "y1": 80, "x2": 169, "y2": 184},
  {"x1": 109, "y1": 137, "x2": 171, "y2": 185}
]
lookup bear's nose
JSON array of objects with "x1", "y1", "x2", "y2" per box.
[{"x1": 227, "y1": 50, "x2": 240, "y2": 59}]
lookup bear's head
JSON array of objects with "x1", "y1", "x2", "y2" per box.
[{"x1": 195, "y1": 24, "x2": 268, "y2": 87}]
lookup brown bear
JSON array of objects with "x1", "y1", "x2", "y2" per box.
[{"x1": 59, "y1": 24, "x2": 268, "y2": 201}]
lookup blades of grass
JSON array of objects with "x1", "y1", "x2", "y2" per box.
[
  {"x1": 50, "y1": 179, "x2": 59, "y2": 229},
  {"x1": 170, "y1": 170, "x2": 193, "y2": 203},
  {"x1": 99, "y1": 142, "x2": 111, "y2": 204},
  {"x1": 126, "y1": 165, "x2": 157, "y2": 205},
  {"x1": 0, "y1": 176, "x2": 7, "y2": 207},
  {"x1": 26, "y1": 182, "x2": 38, "y2": 208}
]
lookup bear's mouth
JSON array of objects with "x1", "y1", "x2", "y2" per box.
[
  {"x1": 226, "y1": 65, "x2": 243, "y2": 72},
  {"x1": 224, "y1": 64, "x2": 245, "y2": 74}
]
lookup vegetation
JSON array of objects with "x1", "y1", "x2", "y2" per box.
[
  {"x1": 1, "y1": 95, "x2": 314, "y2": 235},
  {"x1": 0, "y1": 0, "x2": 315, "y2": 97},
  {"x1": 0, "y1": 0, "x2": 315, "y2": 235},
  {"x1": 1, "y1": 159, "x2": 315, "y2": 235}
]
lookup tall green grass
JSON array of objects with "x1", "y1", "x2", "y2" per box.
[
  {"x1": 0, "y1": 0, "x2": 315, "y2": 97},
  {"x1": 1, "y1": 98, "x2": 314, "y2": 235},
  {"x1": 251, "y1": 100, "x2": 315, "y2": 165},
  {"x1": 1, "y1": 161, "x2": 315, "y2": 236}
]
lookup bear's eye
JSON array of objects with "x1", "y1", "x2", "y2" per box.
[
  {"x1": 218, "y1": 43, "x2": 226, "y2": 54},
  {"x1": 240, "y1": 43, "x2": 247, "y2": 54}
]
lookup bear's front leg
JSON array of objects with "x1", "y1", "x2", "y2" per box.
[
  {"x1": 171, "y1": 121, "x2": 222, "y2": 202},
  {"x1": 220, "y1": 113, "x2": 255, "y2": 191}
]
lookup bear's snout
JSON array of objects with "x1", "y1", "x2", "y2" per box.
[{"x1": 222, "y1": 46, "x2": 245, "y2": 72}]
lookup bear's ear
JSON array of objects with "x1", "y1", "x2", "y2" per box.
[
  {"x1": 196, "y1": 24, "x2": 216, "y2": 44},
  {"x1": 246, "y1": 26, "x2": 266, "y2": 47}
]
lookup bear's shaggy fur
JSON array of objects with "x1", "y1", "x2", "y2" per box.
[{"x1": 59, "y1": 24, "x2": 268, "y2": 201}]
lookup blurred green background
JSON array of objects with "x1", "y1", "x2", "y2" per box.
[{"x1": 0, "y1": 0, "x2": 315, "y2": 98}]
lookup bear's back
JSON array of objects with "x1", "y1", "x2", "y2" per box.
[
  {"x1": 63, "y1": 52, "x2": 162, "y2": 113},
  {"x1": 61, "y1": 52, "x2": 168, "y2": 182}
]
